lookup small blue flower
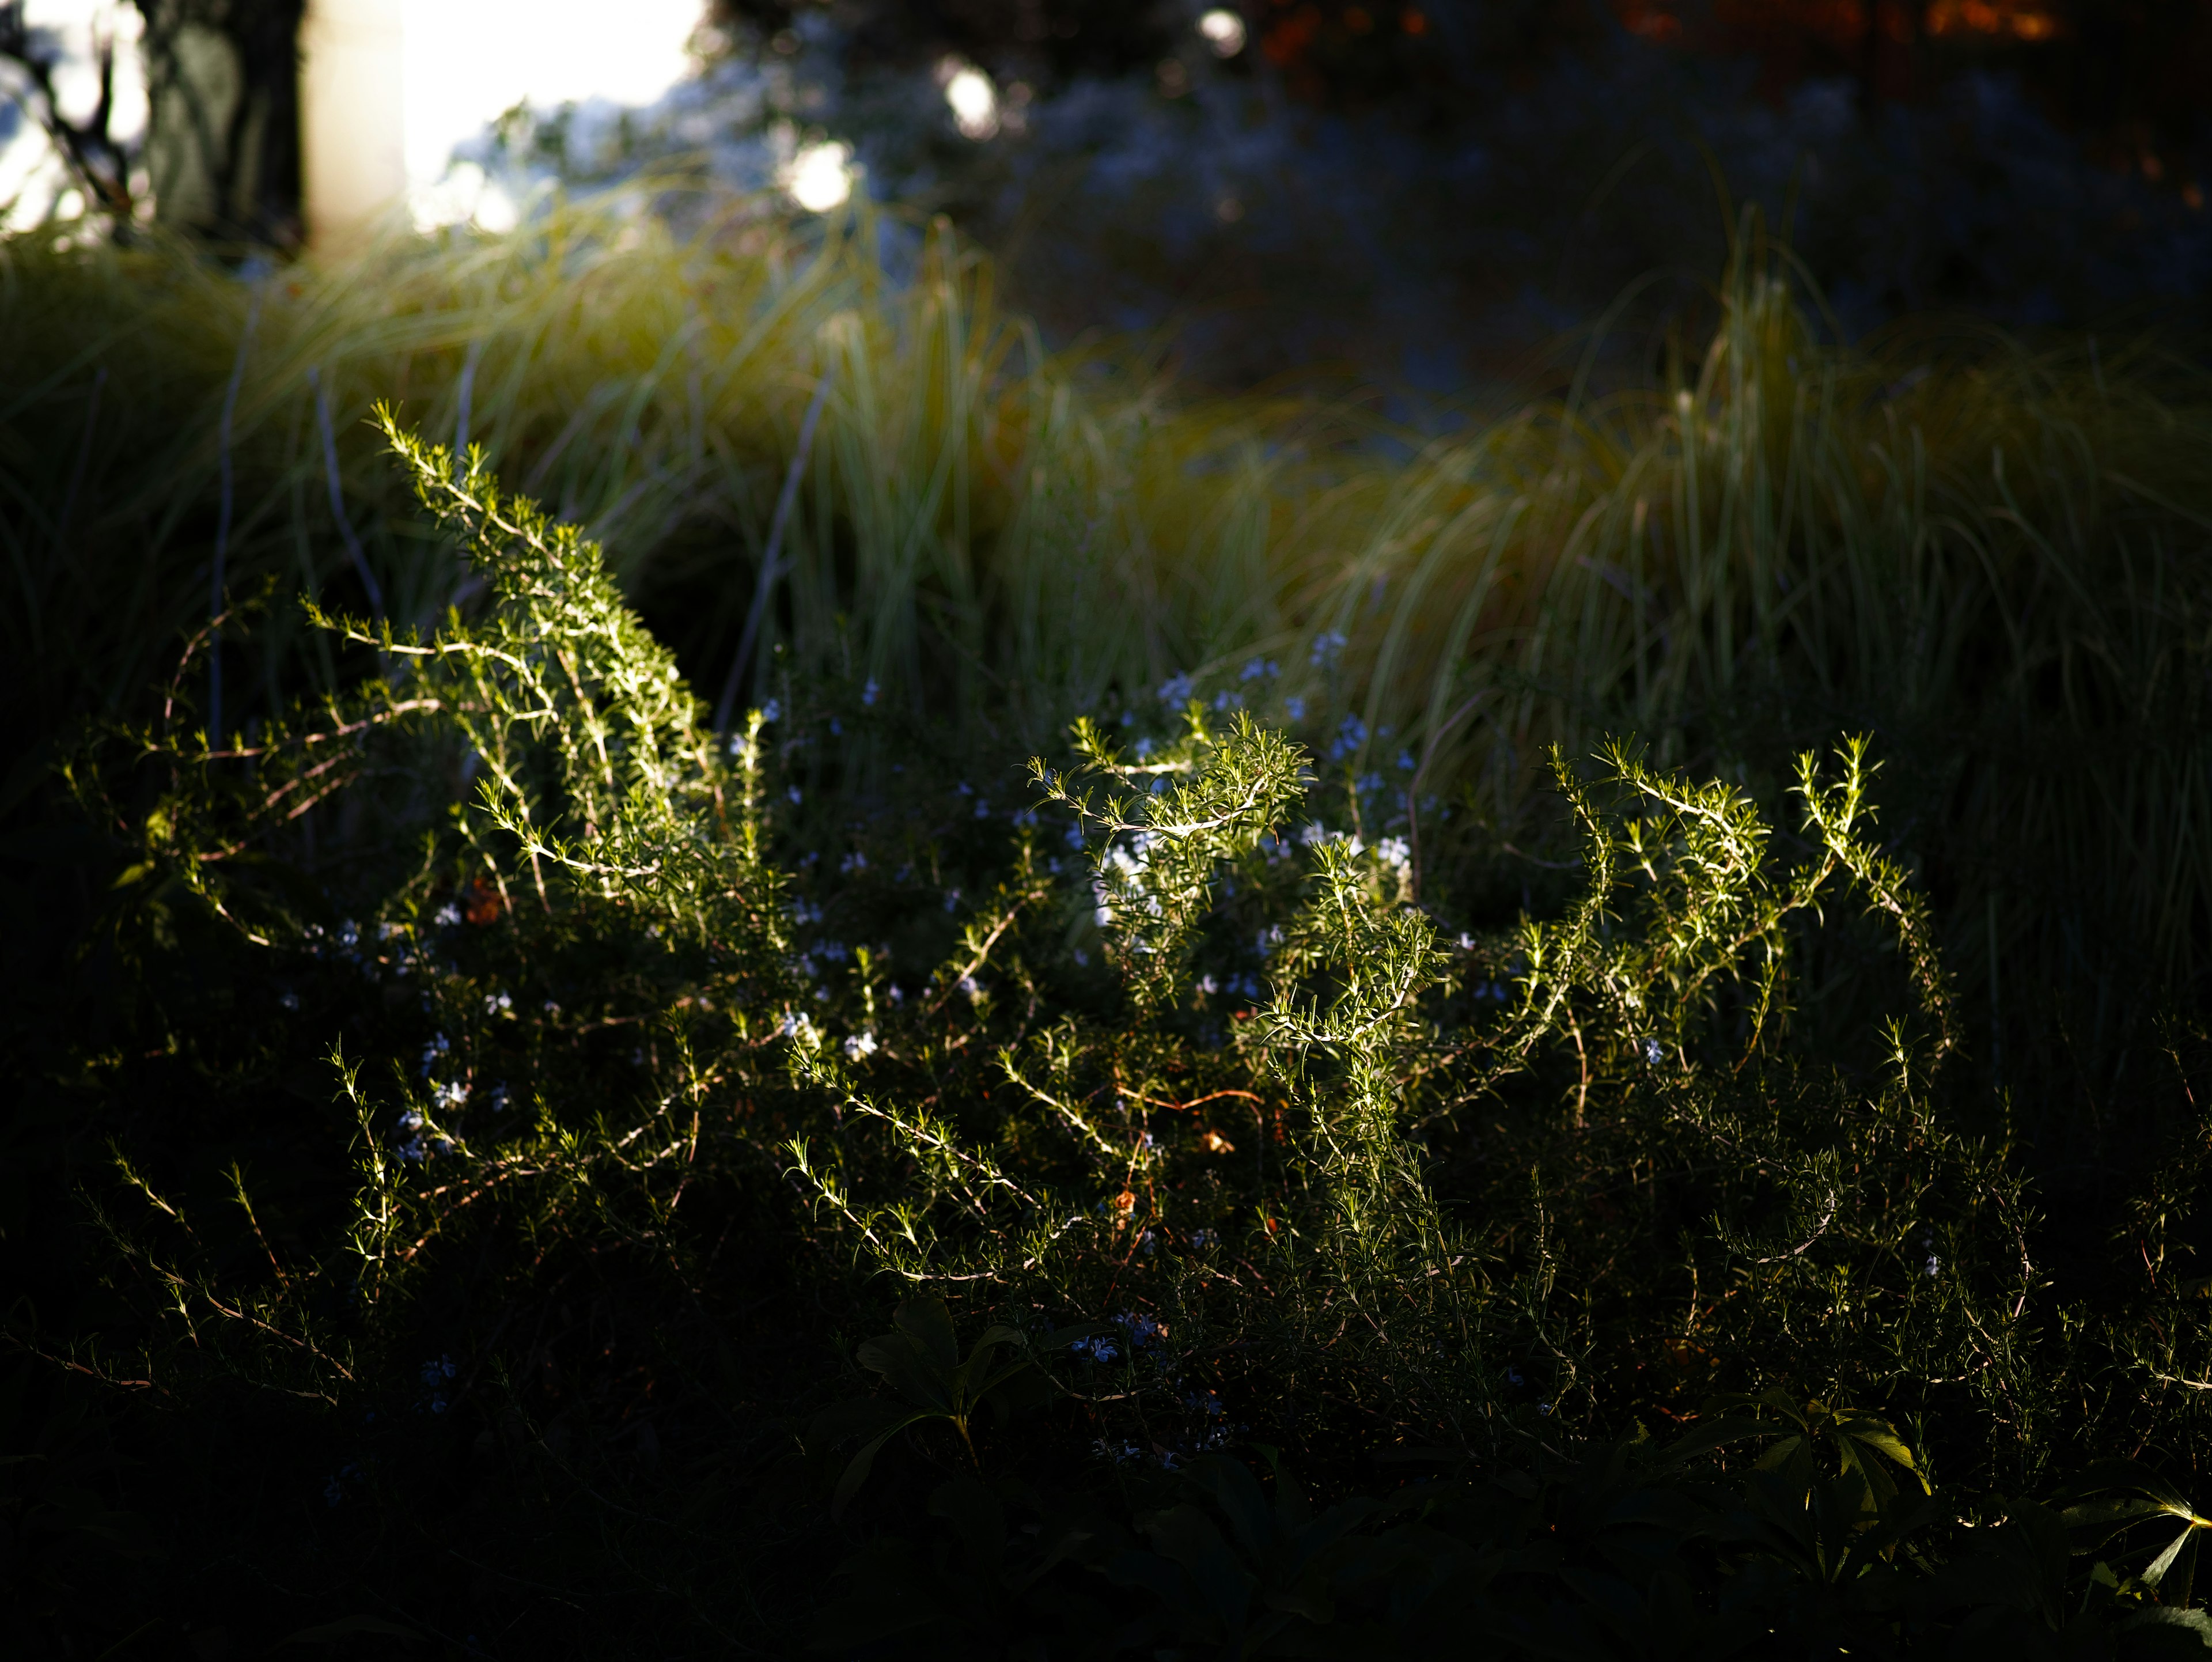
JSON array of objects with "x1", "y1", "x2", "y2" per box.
[
  {"x1": 323, "y1": 1461, "x2": 361, "y2": 1507},
  {"x1": 1122, "y1": 1310, "x2": 1167, "y2": 1347},
  {"x1": 1310, "y1": 630, "x2": 1348, "y2": 669},
  {"x1": 1284, "y1": 694, "x2": 1306, "y2": 721},
  {"x1": 419, "y1": 1356, "x2": 456, "y2": 1410}
]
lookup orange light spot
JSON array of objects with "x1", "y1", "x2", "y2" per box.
[
  {"x1": 463, "y1": 876, "x2": 503, "y2": 925},
  {"x1": 1202, "y1": 1129, "x2": 1237, "y2": 1154},
  {"x1": 1400, "y1": 7, "x2": 1427, "y2": 34},
  {"x1": 2185, "y1": 183, "x2": 2205, "y2": 211},
  {"x1": 1613, "y1": 1, "x2": 1681, "y2": 43},
  {"x1": 1925, "y1": 0, "x2": 2061, "y2": 37},
  {"x1": 1344, "y1": 5, "x2": 1373, "y2": 32},
  {"x1": 1262, "y1": 6, "x2": 1321, "y2": 65}
]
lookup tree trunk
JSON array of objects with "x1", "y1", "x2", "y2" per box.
[{"x1": 139, "y1": 0, "x2": 305, "y2": 245}]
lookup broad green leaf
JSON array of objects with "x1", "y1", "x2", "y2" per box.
[
  {"x1": 2145, "y1": 1524, "x2": 2197, "y2": 1591},
  {"x1": 856, "y1": 1329, "x2": 955, "y2": 1413},
  {"x1": 277, "y1": 1615, "x2": 425, "y2": 1646},
  {"x1": 831, "y1": 1411, "x2": 929, "y2": 1519},
  {"x1": 894, "y1": 1294, "x2": 961, "y2": 1371}
]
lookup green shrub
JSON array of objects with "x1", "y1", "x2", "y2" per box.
[
  {"x1": 21, "y1": 411, "x2": 2212, "y2": 1652},
  {"x1": 12, "y1": 198, "x2": 2212, "y2": 1655}
]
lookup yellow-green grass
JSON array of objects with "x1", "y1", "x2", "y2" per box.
[{"x1": 4, "y1": 188, "x2": 2209, "y2": 1067}]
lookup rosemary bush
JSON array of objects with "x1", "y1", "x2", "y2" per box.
[{"x1": 15, "y1": 404, "x2": 2212, "y2": 1653}]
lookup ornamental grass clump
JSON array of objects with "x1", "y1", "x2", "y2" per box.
[{"x1": 10, "y1": 199, "x2": 2212, "y2": 1067}]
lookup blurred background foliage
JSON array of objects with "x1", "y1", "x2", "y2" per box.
[{"x1": 472, "y1": 0, "x2": 2212, "y2": 391}]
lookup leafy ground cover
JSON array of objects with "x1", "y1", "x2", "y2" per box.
[{"x1": 5, "y1": 195, "x2": 2212, "y2": 1656}]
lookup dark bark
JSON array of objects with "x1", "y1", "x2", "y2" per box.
[{"x1": 136, "y1": 0, "x2": 306, "y2": 245}]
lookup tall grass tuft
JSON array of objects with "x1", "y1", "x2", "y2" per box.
[{"x1": 1300, "y1": 253, "x2": 2212, "y2": 1085}]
